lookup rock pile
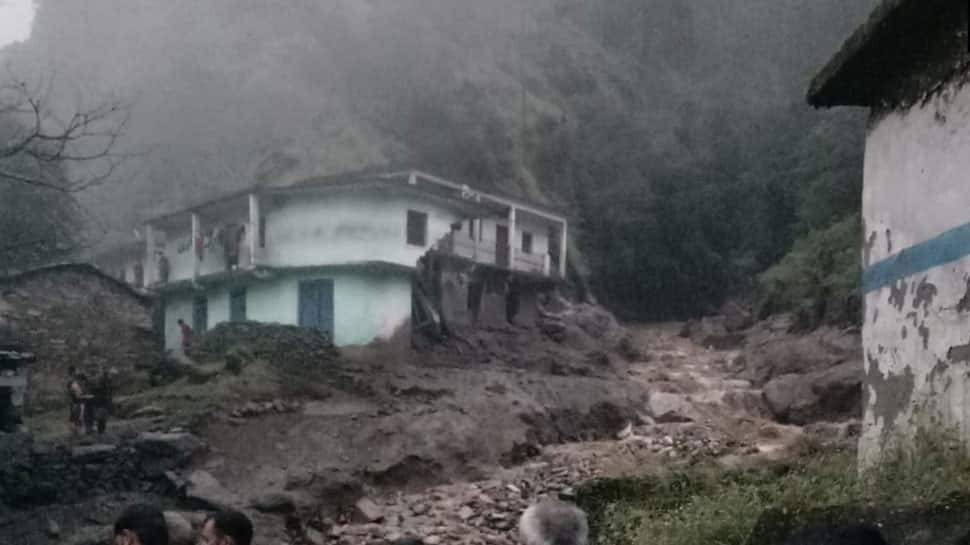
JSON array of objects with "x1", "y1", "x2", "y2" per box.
[
  {"x1": 191, "y1": 322, "x2": 339, "y2": 366},
  {"x1": 0, "y1": 431, "x2": 205, "y2": 512},
  {"x1": 229, "y1": 399, "x2": 301, "y2": 420},
  {"x1": 308, "y1": 461, "x2": 599, "y2": 545}
]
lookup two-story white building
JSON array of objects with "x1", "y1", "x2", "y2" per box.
[{"x1": 95, "y1": 171, "x2": 568, "y2": 351}]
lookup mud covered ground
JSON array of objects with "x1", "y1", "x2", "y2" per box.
[{"x1": 3, "y1": 310, "x2": 863, "y2": 545}]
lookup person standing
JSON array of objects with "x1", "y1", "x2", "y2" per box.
[
  {"x1": 177, "y1": 319, "x2": 194, "y2": 354},
  {"x1": 88, "y1": 366, "x2": 117, "y2": 434},
  {"x1": 66, "y1": 366, "x2": 86, "y2": 437}
]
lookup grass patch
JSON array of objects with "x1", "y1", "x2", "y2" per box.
[
  {"x1": 579, "y1": 431, "x2": 970, "y2": 545},
  {"x1": 114, "y1": 359, "x2": 282, "y2": 421}
]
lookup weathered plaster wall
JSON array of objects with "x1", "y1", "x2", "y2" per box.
[
  {"x1": 478, "y1": 216, "x2": 551, "y2": 257},
  {"x1": 163, "y1": 270, "x2": 411, "y2": 350},
  {"x1": 262, "y1": 193, "x2": 462, "y2": 269},
  {"x1": 859, "y1": 73, "x2": 970, "y2": 467}
]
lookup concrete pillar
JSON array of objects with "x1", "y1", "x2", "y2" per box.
[
  {"x1": 559, "y1": 220, "x2": 568, "y2": 278},
  {"x1": 248, "y1": 193, "x2": 260, "y2": 267},
  {"x1": 144, "y1": 224, "x2": 155, "y2": 287},
  {"x1": 191, "y1": 213, "x2": 200, "y2": 279},
  {"x1": 508, "y1": 207, "x2": 517, "y2": 271}
]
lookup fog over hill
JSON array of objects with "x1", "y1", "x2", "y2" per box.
[{"x1": 1, "y1": 0, "x2": 878, "y2": 318}]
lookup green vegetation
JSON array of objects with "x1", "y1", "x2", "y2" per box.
[
  {"x1": 758, "y1": 214, "x2": 862, "y2": 328},
  {"x1": 577, "y1": 433, "x2": 970, "y2": 545}
]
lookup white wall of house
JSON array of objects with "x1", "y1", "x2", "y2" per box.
[
  {"x1": 153, "y1": 192, "x2": 468, "y2": 286},
  {"x1": 162, "y1": 269, "x2": 412, "y2": 350},
  {"x1": 261, "y1": 193, "x2": 462, "y2": 269},
  {"x1": 858, "y1": 76, "x2": 970, "y2": 467}
]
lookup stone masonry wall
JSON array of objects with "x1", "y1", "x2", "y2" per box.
[{"x1": 0, "y1": 265, "x2": 157, "y2": 411}]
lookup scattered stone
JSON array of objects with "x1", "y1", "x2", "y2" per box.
[
  {"x1": 458, "y1": 506, "x2": 475, "y2": 521},
  {"x1": 355, "y1": 497, "x2": 385, "y2": 523},
  {"x1": 47, "y1": 519, "x2": 61, "y2": 538},
  {"x1": 134, "y1": 432, "x2": 207, "y2": 462},
  {"x1": 648, "y1": 392, "x2": 699, "y2": 423},
  {"x1": 70, "y1": 444, "x2": 118, "y2": 461},
  {"x1": 131, "y1": 405, "x2": 167, "y2": 419},
  {"x1": 252, "y1": 491, "x2": 297, "y2": 513},
  {"x1": 305, "y1": 528, "x2": 326, "y2": 545},
  {"x1": 185, "y1": 470, "x2": 242, "y2": 510}
]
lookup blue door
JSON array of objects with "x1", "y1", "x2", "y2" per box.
[
  {"x1": 298, "y1": 280, "x2": 334, "y2": 340},
  {"x1": 229, "y1": 288, "x2": 247, "y2": 322}
]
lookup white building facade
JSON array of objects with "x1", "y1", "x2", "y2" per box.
[
  {"x1": 809, "y1": 0, "x2": 970, "y2": 466},
  {"x1": 96, "y1": 171, "x2": 568, "y2": 350}
]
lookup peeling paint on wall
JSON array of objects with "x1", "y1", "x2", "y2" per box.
[
  {"x1": 866, "y1": 362, "x2": 916, "y2": 445},
  {"x1": 865, "y1": 231, "x2": 878, "y2": 267},
  {"x1": 889, "y1": 279, "x2": 908, "y2": 311},
  {"x1": 956, "y1": 279, "x2": 970, "y2": 312},
  {"x1": 946, "y1": 343, "x2": 970, "y2": 362},
  {"x1": 913, "y1": 277, "x2": 938, "y2": 310}
]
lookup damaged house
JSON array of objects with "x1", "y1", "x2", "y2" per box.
[
  {"x1": 808, "y1": 0, "x2": 970, "y2": 466},
  {"x1": 94, "y1": 171, "x2": 568, "y2": 350}
]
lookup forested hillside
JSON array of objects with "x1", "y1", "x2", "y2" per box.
[{"x1": 0, "y1": 0, "x2": 877, "y2": 321}]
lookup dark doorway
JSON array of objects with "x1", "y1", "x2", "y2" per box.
[
  {"x1": 496, "y1": 224, "x2": 509, "y2": 268},
  {"x1": 192, "y1": 295, "x2": 208, "y2": 333}
]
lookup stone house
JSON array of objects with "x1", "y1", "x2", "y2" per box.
[
  {"x1": 0, "y1": 264, "x2": 155, "y2": 410},
  {"x1": 808, "y1": 0, "x2": 970, "y2": 465},
  {"x1": 93, "y1": 170, "x2": 569, "y2": 350}
]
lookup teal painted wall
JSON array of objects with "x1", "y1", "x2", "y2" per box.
[{"x1": 162, "y1": 269, "x2": 412, "y2": 350}]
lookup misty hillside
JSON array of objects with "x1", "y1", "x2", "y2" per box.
[{"x1": 1, "y1": 0, "x2": 878, "y2": 319}]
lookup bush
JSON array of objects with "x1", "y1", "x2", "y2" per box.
[{"x1": 757, "y1": 213, "x2": 861, "y2": 328}]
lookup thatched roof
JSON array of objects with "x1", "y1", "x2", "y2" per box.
[{"x1": 808, "y1": 0, "x2": 968, "y2": 108}]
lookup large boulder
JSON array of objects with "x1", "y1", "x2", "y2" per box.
[
  {"x1": 647, "y1": 392, "x2": 700, "y2": 423},
  {"x1": 134, "y1": 432, "x2": 207, "y2": 469},
  {"x1": 722, "y1": 300, "x2": 755, "y2": 332},
  {"x1": 682, "y1": 316, "x2": 746, "y2": 350},
  {"x1": 185, "y1": 470, "x2": 242, "y2": 511},
  {"x1": 740, "y1": 325, "x2": 860, "y2": 386},
  {"x1": 762, "y1": 360, "x2": 863, "y2": 425}
]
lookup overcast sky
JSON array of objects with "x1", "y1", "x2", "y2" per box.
[{"x1": 0, "y1": 0, "x2": 34, "y2": 48}]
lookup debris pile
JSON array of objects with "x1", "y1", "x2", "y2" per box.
[
  {"x1": 191, "y1": 322, "x2": 340, "y2": 368},
  {"x1": 306, "y1": 461, "x2": 600, "y2": 545},
  {"x1": 0, "y1": 431, "x2": 205, "y2": 513},
  {"x1": 229, "y1": 399, "x2": 301, "y2": 420}
]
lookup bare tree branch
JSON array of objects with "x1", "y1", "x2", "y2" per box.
[{"x1": 0, "y1": 72, "x2": 132, "y2": 193}]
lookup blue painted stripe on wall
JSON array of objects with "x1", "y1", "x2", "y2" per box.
[{"x1": 863, "y1": 222, "x2": 970, "y2": 293}]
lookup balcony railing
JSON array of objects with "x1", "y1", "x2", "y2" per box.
[{"x1": 436, "y1": 232, "x2": 551, "y2": 276}]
